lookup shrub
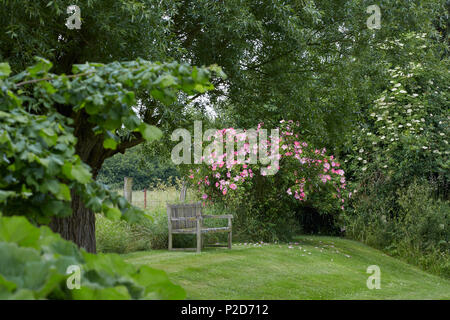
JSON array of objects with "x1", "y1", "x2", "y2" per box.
[
  {"x1": 341, "y1": 41, "x2": 449, "y2": 277},
  {"x1": 96, "y1": 213, "x2": 160, "y2": 253},
  {"x1": 344, "y1": 40, "x2": 449, "y2": 199},
  {"x1": 344, "y1": 179, "x2": 449, "y2": 278},
  {"x1": 395, "y1": 181, "x2": 449, "y2": 276},
  {"x1": 96, "y1": 215, "x2": 146, "y2": 254}
]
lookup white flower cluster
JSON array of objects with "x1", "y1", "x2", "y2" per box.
[{"x1": 347, "y1": 58, "x2": 449, "y2": 174}]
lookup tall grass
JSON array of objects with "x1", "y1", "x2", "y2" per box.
[
  {"x1": 345, "y1": 180, "x2": 449, "y2": 278},
  {"x1": 97, "y1": 181, "x2": 180, "y2": 253}
]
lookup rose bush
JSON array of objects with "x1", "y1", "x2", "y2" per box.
[{"x1": 185, "y1": 120, "x2": 347, "y2": 240}]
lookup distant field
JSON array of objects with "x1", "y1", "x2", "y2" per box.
[
  {"x1": 123, "y1": 235, "x2": 450, "y2": 300},
  {"x1": 114, "y1": 187, "x2": 195, "y2": 210}
]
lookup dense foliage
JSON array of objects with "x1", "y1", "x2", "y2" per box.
[
  {"x1": 0, "y1": 215, "x2": 184, "y2": 299},
  {"x1": 0, "y1": 57, "x2": 219, "y2": 223},
  {"x1": 342, "y1": 31, "x2": 449, "y2": 277},
  {"x1": 345, "y1": 32, "x2": 449, "y2": 193}
]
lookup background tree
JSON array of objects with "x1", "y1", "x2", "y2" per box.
[
  {"x1": 97, "y1": 145, "x2": 181, "y2": 190},
  {"x1": 0, "y1": 0, "x2": 223, "y2": 251},
  {"x1": 0, "y1": 57, "x2": 219, "y2": 252}
]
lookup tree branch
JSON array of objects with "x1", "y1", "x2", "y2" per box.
[
  {"x1": 106, "y1": 132, "x2": 145, "y2": 158},
  {"x1": 15, "y1": 72, "x2": 94, "y2": 87}
]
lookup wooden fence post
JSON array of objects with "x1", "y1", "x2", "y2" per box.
[
  {"x1": 179, "y1": 180, "x2": 187, "y2": 202},
  {"x1": 144, "y1": 188, "x2": 147, "y2": 209},
  {"x1": 124, "y1": 177, "x2": 133, "y2": 203}
]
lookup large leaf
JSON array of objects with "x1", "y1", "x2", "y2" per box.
[
  {"x1": 0, "y1": 63, "x2": 11, "y2": 79},
  {"x1": 139, "y1": 123, "x2": 163, "y2": 142},
  {"x1": 0, "y1": 216, "x2": 40, "y2": 248},
  {"x1": 0, "y1": 216, "x2": 186, "y2": 300}
]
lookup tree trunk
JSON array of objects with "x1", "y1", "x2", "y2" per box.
[
  {"x1": 49, "y1": 191, "x2": 97, "y2": 253},
  {"x1": 49, "y1": 111, "x2": 145, "y2": 253},
  {"x1": 49, "y1": 113, "x2": 105, "y2": 253}
]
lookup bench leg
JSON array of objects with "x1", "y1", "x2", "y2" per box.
[
  {"x1": 168, "y1": 231, "x2": 172, "y2": 251},
  {"x1": 227, "y1": 217, "x2": 232, "y2": 249},
  {"x1": 196, "y1": 234, "x2": 201, "y2": 253},
  {"x1": 196, "y1": 219, "x2": 201, "y2": 253}
]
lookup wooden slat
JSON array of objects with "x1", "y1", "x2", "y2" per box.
[
  {"x1": 171, "y1": 217, "x2": 197, "y2": 221},
  {"x1": 202, "y1": 227, "x2": 230, "y2": 232},
  {"x1": 172, "y1": 207, "x2": 178, "y2": 229},
  {"x1": 167, "y1": 202, "x2": 202, "y2": 209},
  {"x1": 172, "y1": 228, "x2": 196, "y2": 234},
  {"x1": 202, "y1": 214, "x2": 233, "y2": 219},
  {"x1": 172, "y1": 227, "x2": 231, "y2": 234}
]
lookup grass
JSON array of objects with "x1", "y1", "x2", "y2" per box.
[{"x1": 123, "y1": 235, "x2": 450, "y2": 300}]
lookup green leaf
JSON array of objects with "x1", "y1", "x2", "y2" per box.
[
  {"x1": 39, "y1": 82, "x2": 57, "y2": 95},
  {"x1": 72, "y1": 286, "x2": 131, "y2": 300},
  {"x1": 39, "y1": 128, "x2": 58, "y2": 147},
  {"x1": 121, "y1": 91, "x2": 136, "y2": 105},
  {"x1": 56, "y1": 183, "x2": 71, "y2": 201},
  {"x1": 62, "y1": 162, "x2": 73, "y2": 180},
  {"x1": 139, "y1": 124, "x2": 162, "y2": 142},
  {"x1": 85, "y1": 102, "x2": 100, "y2": 115},
  {"x1": 42, "y1": 200, "x2": 72, "y2": 217},
  {"x1": 71, "y1": 164, "x2": 92, "y2": 184},
  {"x1": 103, "y1": 138, "x2": 118, "y2": 150},
  {"x1": 0, "y1": 216, "x2": 184, "y2": 300},
  {"x1": 0, "y1": 216, "x2": 40, "y2": 248},
  {"x1": 0, "y1": 63, "x2": 11, "y2": 79},
  {"x1": 105, "y1": 207, "x2": 121, "y2": 221},
  {"x1": 44, "y1": 179, "x2": 60, "y2": 195},
  {"x1": 0, "y1": 191, "x2": 16, "y2": 202},
  {"x1": 154, "y1": 74, "x2": 177, "y2": 88},
  {"x1": 86, "y1": 196, "x2": 102, "y2": 212},
  {"x1": 0, "y1": 274, "x2": 17, "y2": 292},
  {"x1": 26, "y1": 57, "x2": 53, "y2": 77}
]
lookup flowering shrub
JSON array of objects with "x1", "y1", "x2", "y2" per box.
[
  {"x1": 345, "y1": 67, "x2": 449, "y2": 197},
  {"x1": 342, "y1": 32, "x2": 449, "y2": 277},
  {"x1": 345, "y1": 32, "x2": 449, "y2": 187},
  {"x1": 187, "y1": 120, "x2": 347, "y2": 212}
]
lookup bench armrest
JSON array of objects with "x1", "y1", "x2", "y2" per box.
[{"x1": 202, "y1": 214, "x2": 233, "y2": 219}]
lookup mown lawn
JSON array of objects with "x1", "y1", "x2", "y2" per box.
[{"x1": 123, "y1": 236, "x2": 450, "y2": 299}]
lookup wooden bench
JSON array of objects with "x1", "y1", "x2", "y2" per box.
[{"x1": 166, "y1": 202, "x2": 233, "y2": 252}]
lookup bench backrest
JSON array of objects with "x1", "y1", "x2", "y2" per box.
[{"x1": 167, "y1": 202, "x2": 202, "y2": 229}]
